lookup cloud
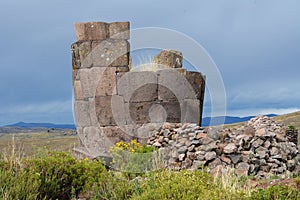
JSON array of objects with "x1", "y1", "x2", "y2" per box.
[
  {"x1": 0, "y1": 100, "x2": 73, "y2": 114},
  {"x1": 0, "y1": 0, "x2": 299, "y2": 124},
  {"x1": 0, "y1": 99, "x2": 74, "y2": 126}
]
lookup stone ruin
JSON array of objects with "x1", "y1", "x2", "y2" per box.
[
  {"x1": 147, "y1": 116, "x2": 300, "y2": 178},
  {"x1": 71, "y1": 21, "x2": 205, "y2": 157},
  {"x1": 71, "y1": 21, "x2": 300, "y2": 178}
]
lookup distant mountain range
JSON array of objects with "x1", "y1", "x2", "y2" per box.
[
  {"x1": 5, "y1": 121, "x2": 76, "y2": 130},
  {"x1": 1, "y1": 114, "x2": 277, "y2": 130}
]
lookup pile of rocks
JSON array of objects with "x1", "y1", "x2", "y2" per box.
[{"x1": 147, "y1": 116, "x2": 300, "y2": 178}]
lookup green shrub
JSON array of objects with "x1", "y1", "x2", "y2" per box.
[
  {"x1": 130, "y1": 169, "x2": 248, "y2": 200},
  {"x1": 23, "y1": 151, "x2": 107, "y2": 200},
  {"x1": 251, "y1": 185, "x2": 300, "y2": 200},
  {"x1": 109, "y1": 140, "x2": 160, "y2": 179},
  {"x1": 0, "y1": 168, "x2": 40, "y2": 200},
  {"x1": 91, "y1": 174, "x2": 134, "y2": 200},
  {"x1": 288, "y1": 124, "x2": 296, "y2": 131}
]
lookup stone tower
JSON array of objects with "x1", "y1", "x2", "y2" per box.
[{"x1": 71, "y1": 21, "x2": 205, "y2": 158}]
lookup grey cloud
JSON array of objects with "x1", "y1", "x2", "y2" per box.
[{"x1": 0, "y1": 0, "x2": 299, "y2": 125}]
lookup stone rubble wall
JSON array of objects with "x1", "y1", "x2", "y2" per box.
[
  {"x1": 147, "y1": 116, "x2": 300, "y2": 178},
  {"x1": 71, "y1": 21, "x2": 205, "y2": 157}
]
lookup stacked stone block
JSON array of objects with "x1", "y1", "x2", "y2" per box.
[
  {"x1": 147, "y1": 116, "x2": 300, "y2": 178},
  {"x1": 72, "y1": 22, "x2": 131, "y2": 156},
  {"x1": 72, "y1": 21, "x2": 206, "y2": 157}
]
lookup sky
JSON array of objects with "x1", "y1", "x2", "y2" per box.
[{"x1": 0, "y1": 0, "x2": 299, "y2": 125}]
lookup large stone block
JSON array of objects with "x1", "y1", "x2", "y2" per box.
[
  {"x1": 181, "y1": 99, "x2": 200, "y2": 124},
  {"x1": 71, "y1": 41, "x2": 93, "y2": 69},
  {"x1": 157, "y1": 85, "x2": 177, "y2": 102},
  {"x1": 161, "y1": 101, "x2": 181, "y2": 123},
  {"x1": 95, "y1": 66, "x2": 129, "y2": 96},
  {"x1": 75, "y1": 22, "x2": 108, "y2": 41},
  {"x1": 95, "y1": 67, "x2": 117, "y2": 96},
  {"x1": 95, "y1": 95, "x2": 127, "y2": 126},
  {"x1": 88, "y1": 98, "x2": 99, "y2": 127},
  {"x1": 79, "y1": 68, "x2": 106, "y2": 99},
  {"x1": 109, "y1": 22, "x2": 130, "y2": 40},
  {"x1": 74, "y1": 80, "x2": 84, "y2": 100},
  {"x1": 81, "y1": 126, "x2": 107, "y2": 154},
  {"x1": 126, "y1": 101, "x2": 181, "y2": 124},
  {"x1": 148, "y1": 104, "x2": 168, "y2": 123},
  {"x1": 186, "y1": 71, "x2": 205, "y2": 100},
  {"x1": 111, "y1": 95, "x2": 128, "y2": 126},
  {"x1": 153, "y1": 49, "x2": 183, "y2": 68},
  {"x1": 72, "y1": 69, "x2": 79, "y2": 84},
  {"x1": 74, "y1": 101, "x2": 91, "y2": 127},
  {"x1": 71, "y1": 43, "x2": 81, "y2": 69},
  {"x1": 157, "y1": 69, "x2": 196, "y2": 101},
  {"x1": 100, "y1": 126, "x2": 134, "y2": 144},
  {"x1": 117, "y1": 71, "x2": 158, "y2": 102},
  {"x1": 127, "y1": 102, "x2": 154, "y2": 124},
  {"x1": 91, "y1": 39, "x2": 129, "y2": 67}
]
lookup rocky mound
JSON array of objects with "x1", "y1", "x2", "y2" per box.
[{"x1": 147, "y1": 116, "x2": 300, "y2": 178}]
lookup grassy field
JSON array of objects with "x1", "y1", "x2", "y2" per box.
[
  {"x1": 0, "y1": 112, "x2": 299, "y2": 199},
  {"x1": 0, "y1": 132, "x2": 78, "y2": 156},
  {"x1": 0, "y1": 111, "x2": 299, "y2": 156},
  {"x1": 273, "y1": 111, "x2": 300, "y2": 131}
]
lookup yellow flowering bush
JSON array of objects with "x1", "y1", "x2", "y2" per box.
[
  {"x1": 114, "y1": 140, "x2": 144, "y2": 153},
  {"x1": 109, "y1": 140, "x2": 160, "y2": 179}
]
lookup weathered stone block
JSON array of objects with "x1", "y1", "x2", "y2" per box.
[
  {"x1": 161, "y1": 101, "x2": 181, "y2": 123},
  {"x1": 91, "y1": 39, "x2": 129, "y2": 67},
  {"x1": 157, "y1": 85, "x2": 177, "y2": 102},
  {"x1": 153, "y1": 49, "x2": 183, "y2": 68},
  {"x1": 126, "y1": 102, "x2": 179, "y2": 124},
  {"x1": 100, "y1": 125, "x2": 135, "y2": 144},
  {"x1": 111, "y1": 95, "x2": 128, "y2": 126},
  {"x1": 117, "y1": 71, "x2": 157, "y2": 102},
  {"x1": 148, "y1": 104, "x2": 168, "y2": 123},
  {"x1": 71, "y1": 43, "x2": 81, "y2": 69},
  {"x1": 79, "y1": 68, "x2": 106, "y2": 98},
  {"x1": 127, "y1": 102, "x2": 153, "y2": 124},
  {"x1": 181, "y1": 99, "x2": 200, "y2": 124},
  {"x1": 88, "y1": 98, "x2": 98, "y2": 127},
  {"x1": 95, "y1": 95, "x2": 127, "y2": 126},
  {"x1": 71, "y1": 41, "x2": 93, "y2": 69},
  {"x1": 75, "y1": 22, "x2": 108, "y2": 41},
  {"x1": 82, "y1": 126, "x2": 107, "y2": 154},
  {"x1": 157, "y1": 69, "x2": 196, "y2": 101},
  {"x1": 95, "y1": 66, "x2": 129, "y2": 96},
  {"x1": 74, "y1": 80, "x2": 84, "y2": 100},
  {"x1": 109, "y1": 22, "x2": 130, "y2": 40},
  {"x1": 74, "y1": 101, "x2": 91, "y2": 127},
  {"x1": 95, "y1": 67, "x2": 117, "y2": 96},
  {"x1": 186, "y1": 71, "x2": 205, "y2": 100},
  {"x1": 72, "y1": 69, "x2": 79, "y2": 84}
]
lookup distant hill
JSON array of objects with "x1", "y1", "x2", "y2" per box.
[
  {"x1": 0, "y1": 114, "x2": 280, "y2": 132},
  {"x1": 201, "y1": 114, "x2": 277, "y2": 126},
  {"x1": 5, "y1": 122, "x2": 76, "y2": 130},
  {"x1": 273, "y1": 111, "x2": 300, "y2": 131}
]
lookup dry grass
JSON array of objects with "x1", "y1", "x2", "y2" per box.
[
  {"x1": 0, "y1": 132, "x2": 78, "y2": 156},
  {"x1": 272, "y1": 111, "x2": 300, "y2": 130}
]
